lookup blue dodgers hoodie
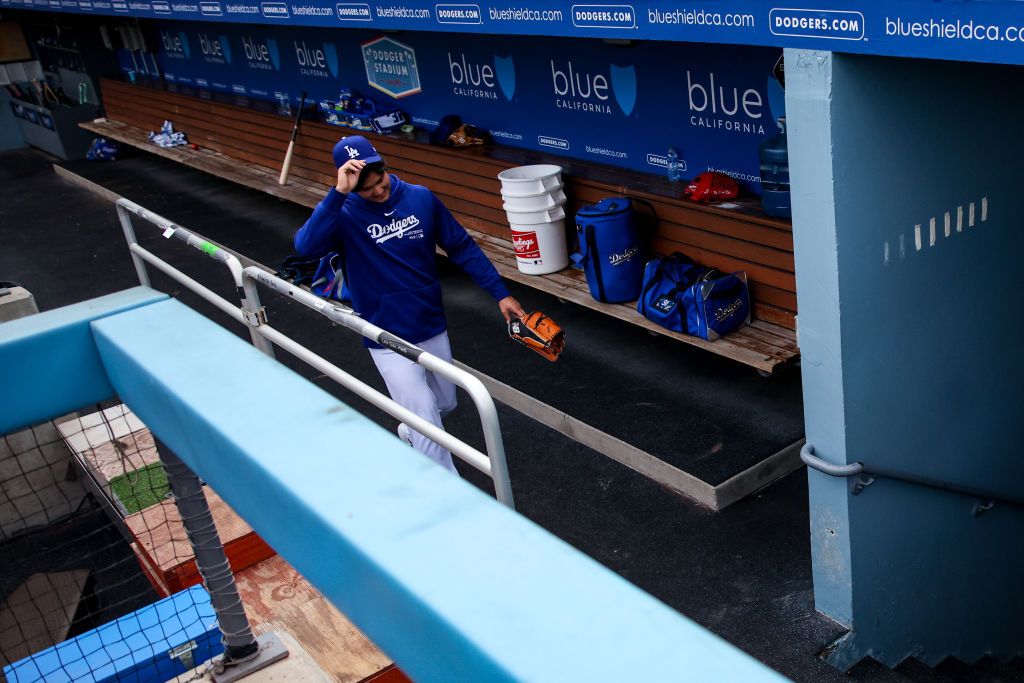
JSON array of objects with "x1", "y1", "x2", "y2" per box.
[{"x1": 294, "y1": 174, "x2": 510, "y2": 347}]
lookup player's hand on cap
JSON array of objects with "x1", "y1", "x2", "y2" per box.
[{"x1": 337, "y1": 159, "x2": 366, "y2": 194}]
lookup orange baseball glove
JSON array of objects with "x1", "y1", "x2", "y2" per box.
[{"x1": 508, "y1": 312, "x2": 565, "y2": 362}]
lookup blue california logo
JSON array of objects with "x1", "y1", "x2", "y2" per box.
[
  {"x1": 324, "y1": 44, "x2": 339, "y2": 78},
  {"x1": 242, "y1": 35, "x2": 279, "y2": 70},
  {"x1": 219, "y1": 35, "x2": 232, "y2": 64},
  {"x1": 295, "y1": 40, "x2": 339, "y2": 79},
  {"x1": 447, "y1": 52, "x2": 515, "y2": 101},
  {"x1": 495, "y1": 55, "x2": 515, "y2": 100},
  {"x1": 159, "y1": 31, "x2": 189, "y2": 59},
  {"x1": 550, "y1": 60, "x2": 636, "y2": 116},
  {"x1": 267, "y1": 39, "x2": 280, "y2": 70},
  {"x1": 610, "y1": 64, "x2": 635, "y2": 116},
  {"x1": 197, "y1": 33, "x2": 230, "y2": 64}
]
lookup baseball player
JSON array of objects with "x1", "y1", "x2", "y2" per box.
[{"x1": 294, "y1": 135, "x2": 525, "y2": 475}]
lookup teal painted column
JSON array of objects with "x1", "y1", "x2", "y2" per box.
[{"x1": 788, "y1": 49, "x2": 1024, "y2": 670}]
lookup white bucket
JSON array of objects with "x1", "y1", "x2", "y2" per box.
[
  {"x1": 510, "y1": 219, "x2": 568, "y2": 275},
  {"x1": 504, "y1": 205, "x2": 566, "y2": 226},
  {"x1": 502, "y1": 187, "x2": 567, "y2": 211},
  {"x1": 498, "y1": 164, "x2": 563, "y2": 196}
]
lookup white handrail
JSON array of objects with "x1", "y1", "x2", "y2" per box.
[{"x1": 114, "y1": 197, "x2": 515, "y2": 508}]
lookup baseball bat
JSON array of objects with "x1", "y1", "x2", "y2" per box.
[{"x1": 278, "y1": 91, "x2": 307, "y2": 185}]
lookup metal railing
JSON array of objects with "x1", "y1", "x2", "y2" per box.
[
  {"x1": 800, "y1": 442, "x2": 1023, "y2": 512},
  {"x1": 115, "y1": 198, "x2": 515, "y2": 509}
]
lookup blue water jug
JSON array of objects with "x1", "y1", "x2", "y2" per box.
[
  {"x1": 575, "y1": 198, "x2": 645, "y2": 303},
  {"x1": 759, "y1": 117, "x2": 791, "y2": 218}
]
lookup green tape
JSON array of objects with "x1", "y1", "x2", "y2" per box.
[{"x1": 200, "y1": 241, "x2": 219, "y2": 256}]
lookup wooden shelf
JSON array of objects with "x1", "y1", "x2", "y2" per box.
[{"x1": 81, "y1": 116, "x2": 798, "y2": 375}]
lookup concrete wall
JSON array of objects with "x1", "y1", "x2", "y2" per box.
[{"x1": 789, "y1": 49, "x2": 1024, "y2": 669}]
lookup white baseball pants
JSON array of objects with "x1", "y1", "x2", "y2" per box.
[{"x1": 369, "y1": 330, "x2": 459, "y2": 475}]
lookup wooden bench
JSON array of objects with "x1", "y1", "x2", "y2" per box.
[{"x1": 83, "y1": 79, "x2": 799, "y2": 375}]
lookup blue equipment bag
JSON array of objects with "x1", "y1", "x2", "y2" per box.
[
  {"x1": 637, "y1": 252, "x2": 752, "y2": 341},
  {"x1": 681, "y1": 269, "x2": 751, "y2": 341},
  {"x1": 636, "y1": 252, "x2": 699, "y2": 333},
  {"x1": 310, "y1": 251, "x2": 351, "y2": 301},
  {"x1": 575, "y1": 198, "x2": 645, "y2": 303},
  {"x1": 277, "y1": 251, "x2": 350, "y2": 302}
]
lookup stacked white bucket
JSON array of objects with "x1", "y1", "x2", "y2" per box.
[{"x1": 498, "y1": 164, "x2": 568, "y2": 275}]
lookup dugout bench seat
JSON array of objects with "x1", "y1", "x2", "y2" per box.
[{"x1": 81, "y1": 78, "x2": 799, "y2": 375}]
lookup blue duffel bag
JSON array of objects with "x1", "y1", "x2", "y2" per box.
[
  {"x1": 637, "y1": 252, "x2": 752, "y2": 341},
  {"x1": 575, "y1": 198, "x2": 645, "y2": 303},
  {"x1": 636, "y1": 252, "x2": 699, "y2": 333}
]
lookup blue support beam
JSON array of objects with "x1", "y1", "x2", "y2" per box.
[
  {"x1": 0, "y1": 287, "x2": 168, "y2": 435},
  {"x1": 85, "y1": 296, "x2": 786, "y2": 682},
  {"x1": 788, "y1": 49, "x2": 1024, "y2": 669}
]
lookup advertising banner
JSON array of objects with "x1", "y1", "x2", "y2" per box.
[
  {"x1": 5, "y1": 0, "x2": 1024, "y2": 67},
  {"x1": 154, "y1": 24, "x2": 783, "y2": 189}
]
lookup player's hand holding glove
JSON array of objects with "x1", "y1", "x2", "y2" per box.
[{"x1": 508, "y1": 312, "x2": 565, "y2": 362}]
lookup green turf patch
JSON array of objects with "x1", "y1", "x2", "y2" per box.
[{"x1": 108, "y1": 462, "x2": 170, "y2": 514}]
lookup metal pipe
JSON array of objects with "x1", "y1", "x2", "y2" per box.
[
  {"x1": 241, "y1": 276, "x2": 275, "y2": 357},
  {"x1": 243, "y1": 266, "x2": 515, "y2": 508},
  {"x1": 799, "y1": 443, "x2": 864, "y2": 477},
  {"x1": 115, "y1": 202, "x2": 150, "y2": 287},
  {"x1": 254, "y1": 324, "x2": 494, "y2": 477},
  {"x1": 117, "y1": 199, "x2": 274, "y2": 357},
  {"x1": 800, "y1": 442, "x2": 1024, "y2": 508},
  {"x1": 421, "y1": 353, "x2": 513, "y2": 506},
  {"x1": 156, "y1": 439, "x2": 259, "y2": 661},
  {"x1": 129, "y1": 245, "x2": 246, "y2": 325},
  {"x1": 113, "y1": 200, "x2": 512, "y2": 507}
]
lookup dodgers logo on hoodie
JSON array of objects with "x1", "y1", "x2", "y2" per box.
[{"x1": 367, "y1": 215, "x2": 424, "y2": 243}]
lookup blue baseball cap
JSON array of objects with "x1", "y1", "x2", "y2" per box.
[{"x1": 332, "y1": 135, "x2": 383, "y2": 168}]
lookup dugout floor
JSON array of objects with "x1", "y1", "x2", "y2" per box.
[{"x1": 2, "y1": 147, "x2": 1021, "y2": 683}]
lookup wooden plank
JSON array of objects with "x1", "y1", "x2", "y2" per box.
[
  {"x1": 131, "y1": 541, "x2": 172, "y2": 596},
  {"x1": 80, "y1": 121, "x2": 324, "y2": 209},
  {"x1": 473, "y1": 243, "x2": 790, "y2": 372},
  {"x1": 748, "y1": 282, "x2": 797, "y2": 311},
  {"x1": 124, "y1": 483, "x2": 275, "y2": 595},
  {"x1": 749, "y1": 317, "x2": 799, "y2": 340},
  {"x1": 82, "y1": 116, "x2": 798, "y2": 371},
  {"x1": 751, "y1": 304, "x2": 795, "y2": 330},
  {"x1": 650, "y1": 236, "x2": 795, "y2": 293},
  {"x1": 469, "y1": 231, "x2": 796, "y2": 367},
  {"x1": 573, "y1": 174, "x2": 791, "y2": 231},
  {"x1": 385, "y1": 155, "x2": 506, "y2": 195},
  {"x1": 712, "y1": 440, "x2": 805, "y2": 510},
  {"x1": 569, "y1": 184, "x2": 794, "y2": 252},
  {"x1": 103, "y1": 95, "x2": 336, "y2": 183},
  {"x1": 453, "y1": 361, "x2": 718, "y2": 507},
  {"x1": 232, "y1": 555, "x2": 394, "y2": 683}
]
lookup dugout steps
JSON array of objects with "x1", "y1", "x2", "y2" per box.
[{"x1": 55, "y1": 159, "x2": 804, "y2": 510}]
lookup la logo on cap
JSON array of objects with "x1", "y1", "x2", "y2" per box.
[{"x1": 344, "y1": 145, "x2": 360, "y2": 158}]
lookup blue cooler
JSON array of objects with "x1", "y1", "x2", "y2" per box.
[{"x1": 575, "y1": 198, "x2": 645, "y2": 303}]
